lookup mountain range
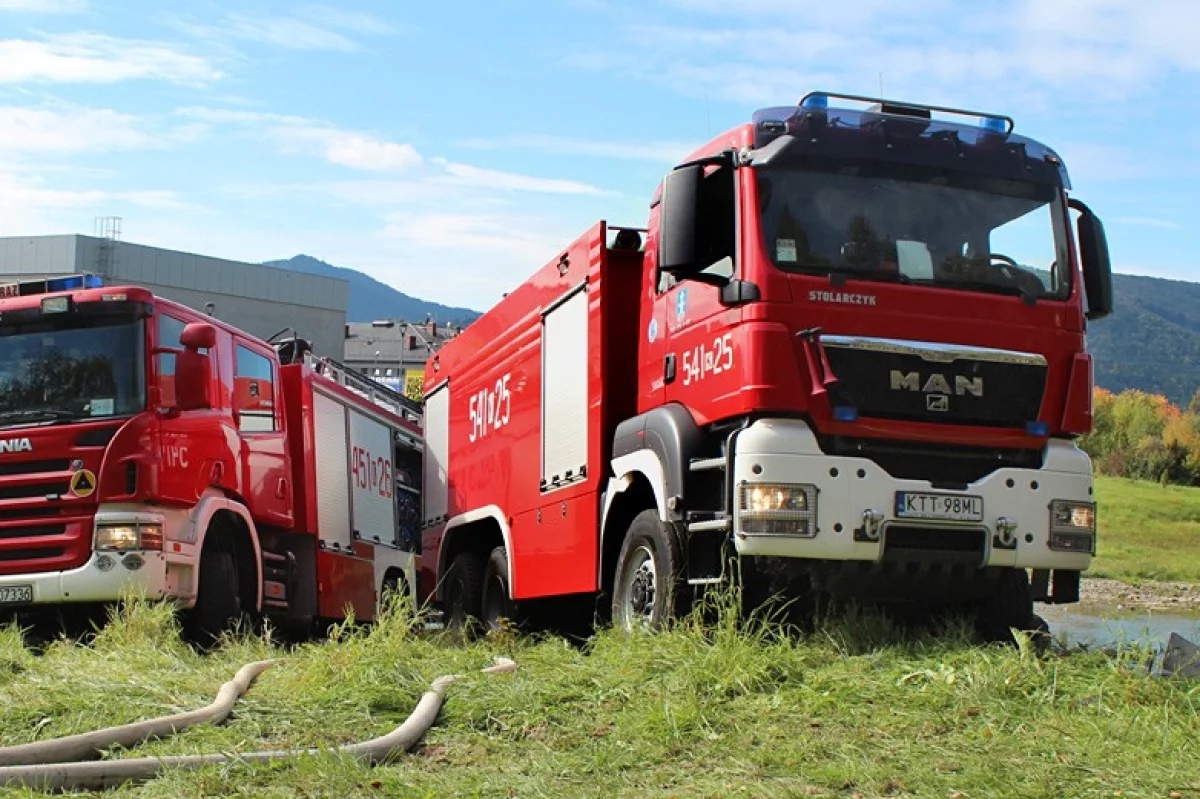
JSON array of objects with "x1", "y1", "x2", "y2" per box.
[
  {"x1": 265, "y1": 255, "x2": 1200, "y2": 407},
  {"x1": 262, "y1": 255, "x2": 481, "y2": 326}
]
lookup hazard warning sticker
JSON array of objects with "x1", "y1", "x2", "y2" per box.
[{"x1": 70, "y1": 469, "x2": 96, "y2": 498}]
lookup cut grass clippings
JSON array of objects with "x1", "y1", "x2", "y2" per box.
[{"x1": 1, "y1": 595, "x2": 1198, "y2": 798}]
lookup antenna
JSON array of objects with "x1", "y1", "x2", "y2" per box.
[
  {"x1": 705, "y1": 92, "x2": 711, "y2": 137},
  {"x1": 879, "y1": 72, "x2": 884, "y2": 98}
]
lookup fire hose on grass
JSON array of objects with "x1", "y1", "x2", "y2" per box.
[
  {"x1": 0, "y1": 660, "x2": 277, "y2": 767},
  {"x1": 0, "y1": 657, "x2": 518, "y2": 792}
]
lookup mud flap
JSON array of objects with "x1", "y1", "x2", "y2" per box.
[{"x1": 1032, "y1": 568, "x2": 1080, "y2": 604}]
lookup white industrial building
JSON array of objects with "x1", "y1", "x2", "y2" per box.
[{"x1": 0, "y1": 231, "x2": 349, "y2": 359}]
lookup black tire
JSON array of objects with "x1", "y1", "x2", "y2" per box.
[
  {"x1": 380, "y1": 572, "x2": 412, "y2": 615},
  {"x1": 611, "y1": 509, "x2": 686, "y2": 631},
  {"x1": 481, "y1": 546, "x2": 516, "y2": 633},
  {"x1": 442, "y1": 551, "x2": 484, "y2": 636},
  {"x1": 186, "y1": 549, "x2": 243, "y2": 647},
  {"x1": 977, "y1": 568, "x2": 1037, "y2": 644}
]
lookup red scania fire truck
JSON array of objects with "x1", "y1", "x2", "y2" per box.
[
  {"x1": 0, "y1": 275, "x2": 422, "y2": 640},
  {"x1": 419, "y1": 91, "x2": 1114, "y2": 636}
]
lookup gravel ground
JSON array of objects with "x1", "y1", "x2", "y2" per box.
[{"x1": 1079, "y1": 577, "x2": 1200, "y2": 613}]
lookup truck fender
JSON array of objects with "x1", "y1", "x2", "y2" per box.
[
  {"x1": 605, "y1": 451, "x2": 668, "y2": 523},
  {"x1": 437, "y1": 506, "x2": 514, "y2": 598},
  {"x1": 188, "y1": 492, "x2": 263, "y2": 611},
  {"x1": 611, "y1": 403, "x2": 704, "y2": 523}
]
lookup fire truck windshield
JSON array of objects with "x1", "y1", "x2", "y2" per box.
[
  {"x1": 757, "y1": 157, "x2": 1069, "y2": 301},
  {"x1": 0, "y1": 315, "x2": 145, "y2": 426}
]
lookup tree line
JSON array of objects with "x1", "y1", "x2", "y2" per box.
[{"x1": 1080, "y1": 388, "x2": 1200, "y2": 485}]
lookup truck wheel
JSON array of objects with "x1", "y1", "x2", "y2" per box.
[
  {"x1": 978, "y1": 568, "x2": 1040, "y2": 644},
  {"x1": 481, "y1": 546, "x2": 516, "y2": 632},
  {"x1": 380, "y1": 573, "x2": 412, "y2": 615},
  {"x1": 442, "y1": 551, "x2": 483, "y2": 635},
  {"x1": 186, "y1": 549, "x2": 243, "y2": 647},
  {"x1": 612, "y1": 509, "x2": 685, "y2": 631}
]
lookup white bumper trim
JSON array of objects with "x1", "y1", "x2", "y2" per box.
[{"x1": 730, "y1": 418, "x2": 1094, "y2": 571}]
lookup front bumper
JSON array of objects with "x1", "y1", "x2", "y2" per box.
[
  {"x1": 0, "y1": 550, "x2": 174, "y2": 605},
  {"x1": 731, "y1": 419, "x2": 1094, "y2": 572},
  {"x1": 0, "y1": 508, "x2": 193, "y2": 607}
]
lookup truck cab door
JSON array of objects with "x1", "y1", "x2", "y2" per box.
[
  {"x1": 661, "y1": 264, "x2": 740, "y2": 424},
  {"x1": 657, "y1": 156, "x2": 742, "y2": 424}
]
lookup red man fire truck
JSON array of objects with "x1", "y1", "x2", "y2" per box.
[
  {"x1": 0, "y1": 275, "x2": 422, "y2": 641},
  {"x1": 419, "y1": 92, "x2": 1113, "y2": 637}
]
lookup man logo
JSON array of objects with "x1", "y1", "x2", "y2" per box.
[
  {"x1": 0, "y1": 438, "x2": 32, "y2": 454},
  {"x1": 889, "y1": 370, "x2": 984, "y2": 398},
  {"x1": 926, "y1": 394, "x2": 950, "y2": 412}
]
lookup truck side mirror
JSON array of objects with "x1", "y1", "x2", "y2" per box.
[
  {"x1": 180, "y1": 322, "x2": 216, "y2": 349},
  {"x1": 659, "y1": 163, "x2": 704, "y2": 276},
  {"x1": 1068, "y1": 198, "x2": 1113, "y2": 321},
  {"x1": 177, "y1": 322, "x2": 215, "y2": 411}
]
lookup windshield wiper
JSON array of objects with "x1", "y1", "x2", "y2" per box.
[{"x1": 0, "y1": 407, "x2": 79, "y2": 425}]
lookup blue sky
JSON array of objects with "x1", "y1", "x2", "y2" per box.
[{"x1": 0, "y1": 0, "x2": 1196, "y2": 311}]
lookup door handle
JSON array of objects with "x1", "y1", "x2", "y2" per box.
[{"x1": 664, "y1": 353, "x2": 677, "y2": 384}]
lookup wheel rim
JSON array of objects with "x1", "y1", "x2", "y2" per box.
[{"x1": 618, "y1": 544, "x2": 657, "y2": 629}]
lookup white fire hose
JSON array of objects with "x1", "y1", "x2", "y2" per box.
[{"x1": 0, "y1": 657, "x2": 517, "y2": 792}]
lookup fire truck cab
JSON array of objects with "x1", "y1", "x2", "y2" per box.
[{"x1": 0, "y1": 275, "x2": 422, "y2": 640}]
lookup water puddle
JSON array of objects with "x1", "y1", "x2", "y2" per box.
[{"x1": 1037, "y1": 602, "x2": 1200, "y2": 649}]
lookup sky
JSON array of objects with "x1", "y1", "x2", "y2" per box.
[{"x1": 0, "y1": 0, "x2": 1197, "y2": 311}]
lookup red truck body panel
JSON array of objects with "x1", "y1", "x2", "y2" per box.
[{"x1": 420, "y1": 222, "x2": 642, "y2": 600}]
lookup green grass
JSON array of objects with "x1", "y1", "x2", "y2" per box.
[
  {"x1": 1094, "y1": 476, "x2": 1200, "y2": 584},
  {"x1": 1, "y1": 597, "x2": 1199, "y2": 798}
]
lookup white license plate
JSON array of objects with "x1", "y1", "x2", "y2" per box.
[
  {"x1": 895, "y1": 492, "x2": 983, "y2": 522},
  {"x1": 0, "y1": 585, "x2": 33, "y2": 604}
]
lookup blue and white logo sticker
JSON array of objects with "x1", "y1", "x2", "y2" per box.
[
  {"x1": 648, "y1": 318, "x2": 658, "y2": 343},
  {"x1": 675, "y1": 287, "x2": 689, "y2": 320}
]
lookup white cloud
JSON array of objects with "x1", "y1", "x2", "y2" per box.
[
  {"x1": 0, "y1": 170, "x2": 197, "y2": 238},
  {"x1": 207, "y1": 14, "x2": 358, "y2": 52},
  {"x1": 298, "y1": 5, "x2": 396, "y2": 35},
  {"x1": 577, "y1": 1, "x2": 1200, "y2": 107},
  {"x1": 177, "y1": 6, "x2": 397, "y2": 52},
  {"x1": 178, "y1": 106, "x2": 612, "y2": 193},
  {"x1": 458, "y1": 134, "x2": 692, "y2": 163},
  {"x1": 434, "y1": 159, "x2": 613, "y2": 195},
  {"x1": 0, "y1": 0, "x2": 84, "y2": 11},
  {"x1": 326, "y1": 136, "x2": 422, "y2": 172},
  {"x1": 0, "y1": 106, "x2": 151, "y2": 153},
  {"x1": 0, "y1": 33, "x2": 221, "y2": 85}
]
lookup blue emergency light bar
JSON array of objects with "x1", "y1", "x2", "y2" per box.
[
  {"x1": 0, "y1": 272, "x2": 103, "y2": 299},
  {"x1": 796, "y1": 91, "x2": 1015, "y2": 135}
]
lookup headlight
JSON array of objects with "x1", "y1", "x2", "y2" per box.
[
  {"x1": 746, "y1": 484, "x2": 807, "y2": 513},
  {"x1": 94, "y1": 522, "x2": 164, "y2": 552},
  {"x1": 738, "y1": 482, "x2": 818, "y2": 537},
  {"x1": 1048, "y1": 500, "x2": 1095, "y2": 554}
]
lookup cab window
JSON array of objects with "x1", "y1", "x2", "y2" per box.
[{"x1": 235, "y1": 345, "x2": 277, "y2": 432}]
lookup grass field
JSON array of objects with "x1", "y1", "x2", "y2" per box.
[
  {"x1": 1, "y1": 598, "x2": 1198, "y2": 798},
  {"x1": 1093, "y1": 476, "x2": 1200, "y2": 584}
]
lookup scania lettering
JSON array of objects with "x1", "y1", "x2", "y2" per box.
[
  {"x1": 418, "y1": 91, "x2": 1113, "y2": 638},
  {"x1": 0, "y1": 274, "x2": 424, "y2": 640}
]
